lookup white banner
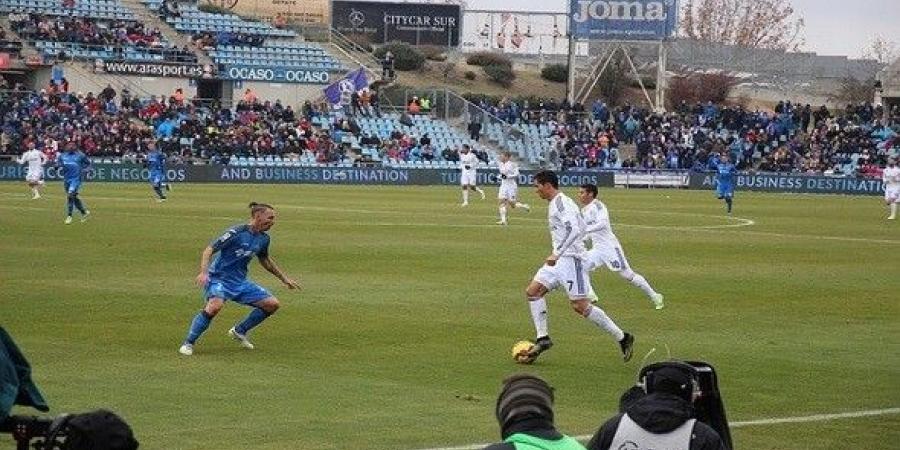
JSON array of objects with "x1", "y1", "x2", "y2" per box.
[{"x1": 461, "y1": 11, "x2": 570, "y2": 55}]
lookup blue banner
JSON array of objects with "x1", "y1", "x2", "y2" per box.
[
  {"x1": 688, "y1": 173, "x2": 885, "y2": 196},
  {"x1": 219, "y1": 66, "x2": 330, "y2": 84},
  {"x1": 569, "y1": 0, "x2": 678, "y2": 41},
  {"x1": 0, "y1": 163, "x2": 613, "y2": 187}
]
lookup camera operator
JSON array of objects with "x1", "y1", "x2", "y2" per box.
[
  {"x1": 587, "y1": 362, "x2": 725, "y2": 450},
  {"x1": 482, "y1": 374, "x2": 587, "y2": 450}
]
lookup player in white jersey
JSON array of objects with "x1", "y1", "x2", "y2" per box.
[
  {"x1": 17, "y1": 142, "x2": 47, "y2": 199},
  {"x1": 459, "y1": 144, "x2": 485, "y2": 206},
  {"x1": 578, "y1": 184, "x2": 664, "y2": 310},
  {"x1": 883, "y1": 158, "x2": 899, "y2": 220},
  {"x1": 519, "y1": 170, "x2": 634, "y2": 364},
  {"x1": 496, "y1": 151, "x2": 530, "y2": 224}
]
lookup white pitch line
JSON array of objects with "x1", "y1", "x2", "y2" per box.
[{"x1": 412, "y1": 407, "x2": 900, "y2": 450}]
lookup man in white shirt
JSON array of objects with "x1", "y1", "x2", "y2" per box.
[
  {"x1": 459, "y1": 144, "x2": 485, "y2": 206},
  {"x1": 883, "y1": 158, "x2": 899, "y2": 220},
  {"x1": 496, "y1": 151, "x2": 530, "y2": 225},
  {"x1": 578, "y1": 184, "x2": 664, "y2": 310},
  {"x1": 17, "y1": 142, "x2": 47, "y2": 199},
  {"x1": 519, "y1": 170, "x2": 634, "y2": 364}
]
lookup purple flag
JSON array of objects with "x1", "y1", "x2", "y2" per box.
[{"x1": 324, "y1": 67, "x2": 369, "y2": 106}]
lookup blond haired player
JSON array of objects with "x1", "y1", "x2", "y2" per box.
[
  {"x1": 17, "y1": 142, "x2": 47, "y2": 199},
  {"x1": 496, "y1": 151, "x2": 530, "y2": 224},
  {"x1": 578, "y1": 184, "x2": 664, "y2": 310},
  {"x1": 884, "y1": 158, "x2": 899, "y2": 220}
]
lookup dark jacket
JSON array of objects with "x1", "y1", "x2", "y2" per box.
[
  {"x1": 483, "y1": 417, "x2": 569, "y2": 450},
  {"x1": 587, "y1": 393, "x2": 725, "y2": 450}
]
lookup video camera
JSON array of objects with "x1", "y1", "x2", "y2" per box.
[{"x1": 0, "y1": 414, "x2": 67, "y2": 450}]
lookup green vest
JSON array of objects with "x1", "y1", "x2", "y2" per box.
[{"x1": 503, "y1": 432, "x2": 587, "y2": 450}]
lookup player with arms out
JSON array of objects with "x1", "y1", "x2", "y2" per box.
[
  {"x1": 459, "y1": 144, "x2": 486, "y2": 206},
  {"x1": 578, "y1": 184, "x2": 664, "y2": 310},
  {"x1": 715, "y1": 153, "x2": 736, "y2": 214},
  {"x1": 17, "y1": 141, "x2": 47, "y2": 199},
  {"x1": 145, "y1": 140, "x2": 169, "y2": 202},
  {"x1": 179, "y1": 202, "x2": 300, "y2": 356},
  {"x1": 496, "y1": 151, "x2": 530, "y2": 225},
  {"x1": 57, "y1": 141, "x2": 91, "y2": 224},
  {"x1": 883, "y1": 158, "x2": 899, "y2": 220},
  {"x1": 520, "y1": 170, "x2": 634, "y2": 364}
]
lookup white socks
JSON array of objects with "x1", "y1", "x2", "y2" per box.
[
  {"x1": 585, "y1": 305, "x2": 625, "y2": 341},
  {"x1": 462, "y1": 189, "x2": 469, "y2": 204},
  {"x1": 476, "y1": 187, "x2": 485, "y2": 199},
  {"x1": 514, "y1": 202, "x2": 529, "y2": 209},
  {"x1": 499, "y1": 204, "x2": 508, "y2": 223},
  {"x1": 528, "y1": 297, "x2": 549, "y2": 338},
  {"x1": 31, "y1": 187, "x2": 40, "y2": 198},
  {"x1": 890, "y1": 203, "x2": 897, "y2": 219},
  {"x1": 624, "y1": 271, "x2": 658, "y2": 300}
]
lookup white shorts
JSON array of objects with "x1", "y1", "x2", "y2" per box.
[
  {"x1": 585, "y1": 245, "x2": 629, "y2": 272},
  {"x1": 498, "y1": 183, "x2": 517, "y2": 200},
  {"x1": 533, "y1": 256, "x2": 592, "y2": 300},
  {"x1": 25, "y1": 172, "x2": 43, "y2": 183},
  {"x1": 460, "y1": 170, "x2": 477, "y2": 186},
  {"x1": 886, "y1": 187, "x2": 900, "y2": 204}
]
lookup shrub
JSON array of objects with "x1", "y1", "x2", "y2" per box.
[
  {"x1": 466, "y1": 51, "x2": 512, "y2": 69},
  {"x1": 419, "y1": 45, "x2": 448, "y2": 62},
  {"x1": 464, "y1": 70, "x2": 476, "y2": 80},
  {"x1": 373, "y1": 41, "x2": 425, "y2": 71},
  {"x1": 483, "y1": 63, "x2": 515, "y2": 87},
  {"x1": 198, "y1": 4, "x2": 230, "y2": 15},
  {"x1": 541, "y1": 64, "x2": 568, "y2": 83},
  {"x1": 344, "y1": 32, "x2": 374, "y2": 53},
  {"x1": 668, "y1": 72, "x2": 737, "y2": 107}
]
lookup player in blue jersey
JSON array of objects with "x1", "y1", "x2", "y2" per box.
[
  {"x1": 715, "y1": 153, "x2": 736, "y2": 214},
  {"x1": 179, "y1": 202, "x2": 300, "y2": 356},
  {"x1": 144, "y1": 140, "x2": 168, "y2": 202},
  {"x1": 57, "y1": 141, "x2": 92, "y2": 224}
]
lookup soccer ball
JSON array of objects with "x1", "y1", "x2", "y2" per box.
[{"x1": 511, "y1": 340, "x2": 535, "y2": 364}]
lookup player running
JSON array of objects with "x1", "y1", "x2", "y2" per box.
[
  {"x1": 884, "y1": 157, "x2": 899, "y2": 220},
  {"x1": 520, "y1": 170, "x2": 634, "y2": 364},
  {"x1": 459, "y1": 144, "x2": 486, "y2": 206},
  {"x1": 17, "y1": 142, "x2": 47, "y2": 199},
  {"x1": 496, "y1": 151, "x2": 530, "y2": 225},
  {"x1": 179, "y1": 202, "x2": 301, "y2": 356},
  {"x1": 56, "y1": 141, "x2": 91, "y2": 224},
  {"x1": 578, "y1": 184, "x2": 664, "y2": 310},
  {"x1": 715, "y1": 153, "x2": 737, "y2": 214},
  {"x1": 145, "y1": 140, "x2": 169, "y2": 202}
]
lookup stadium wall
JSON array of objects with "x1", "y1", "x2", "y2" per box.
[
  {"x1": 229, "y1": 82, "x2": 326, "y2": 106},
  {"x1": 0, "y1": 163, "x2": 614, "y2": 187},
  {"x1": 688, "y1": 173, "x2": 885, "y2": 196},
  {"x1": 51, "y1": 67, "x2": 198, "y2": 99}
]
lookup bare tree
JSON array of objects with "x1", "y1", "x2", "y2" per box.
[
  {"x1": 863, "y1": 35, "x2": 898, "y2": 65},
  {"x1": 681, "y1": 0, "x2": 805, "y2": 51}
]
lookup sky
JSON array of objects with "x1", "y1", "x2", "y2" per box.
[{"x1": 378, "y1": 0, "x2": 899, "y2": 58}]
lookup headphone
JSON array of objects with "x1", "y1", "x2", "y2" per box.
[
  {"x1": 638, "y1": 361, "x2": 701, "y2": 402},
  {"x1": 43, "y1": 414, "x2": 72, "y2": 450}
]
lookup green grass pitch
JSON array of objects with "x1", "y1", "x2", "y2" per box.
[{"x1": 1, "y1": 182, "x2": 898, "y2": 449}]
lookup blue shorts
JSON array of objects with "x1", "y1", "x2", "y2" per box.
[
  {"x1": 150, "y1": 172, "x2": 164, "y2": 187},
  {"x1": 64, "y1": 179, "x2": 81, "y2": 195},
  {"x1": 716, "y1": 185, "x2": 734, "y2": 198},
  {"x1": 204, "y1": 279, "x2": 271, "y2": 305}
]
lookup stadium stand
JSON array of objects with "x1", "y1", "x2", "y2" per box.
[{"x1": 0, "y1": 27, "x2": 24, "y2": 58}]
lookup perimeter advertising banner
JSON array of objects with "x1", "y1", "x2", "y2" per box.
[
  {"x1": 569, "y1": 0, "x2": 678, "y2": 41},
  {"x1": 205, "y1": 0, "x2": 329, "y2": 25},
  {"x1": 332, "y1": 0, "x2": 461, "y2": 46},
  {"x1": 0, "y1": 163, "x2": 614, "y2": 187},
  {"x1": 461, "y1": 11, "x2": 570, "y2": 55},
  {"x1": 688, "y1": 172, "x2": 885, "y2": 196}
]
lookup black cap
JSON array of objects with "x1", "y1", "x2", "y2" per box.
[
  {"x1": 495, "y1": 374, "x2": 555, "y2": 429},
  {"x1": 64, "y1": 409, "x2": 139, "y2": 450},
  {"x1": 649, "y1": 366, "x2": 695, "y2": 402}
]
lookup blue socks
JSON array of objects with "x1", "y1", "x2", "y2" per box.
[
  {"x1": 235, "y1": 308, "x2": 271, "y2": 335},
  {"x1": 185, "y1": 311, "x2": 213, "y2": 344}
]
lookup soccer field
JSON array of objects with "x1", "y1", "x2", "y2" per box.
[{"x1": 1, "y1": 182, "x2": 898, "y2": 450}]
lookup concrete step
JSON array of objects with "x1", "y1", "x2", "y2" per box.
[{"x1": 0, "y1": 17, "x2": 41, "y2": 59}]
